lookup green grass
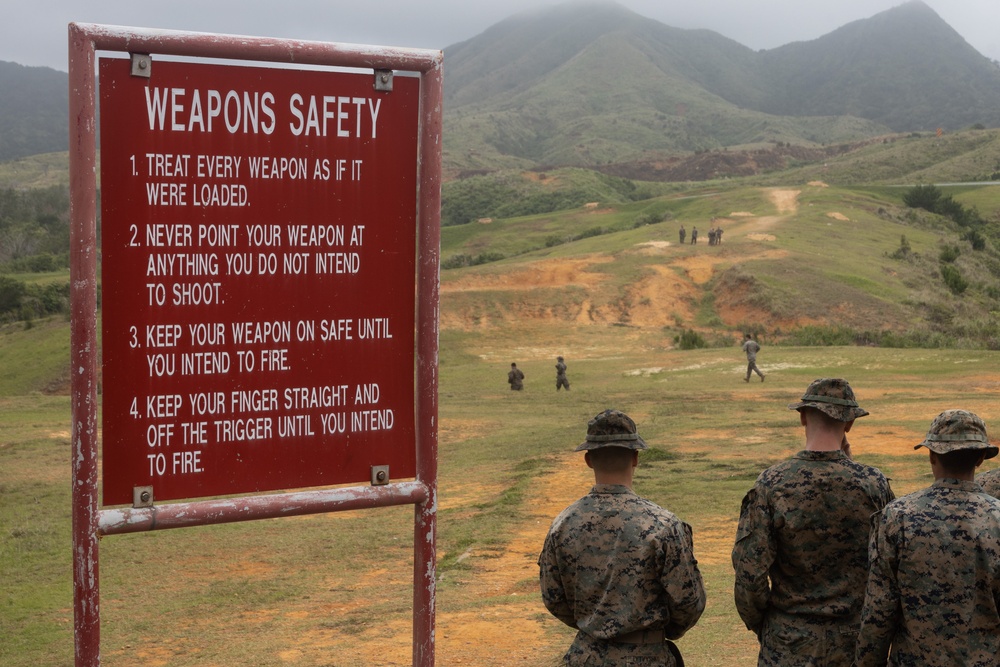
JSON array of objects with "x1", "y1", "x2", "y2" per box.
[
  {"x1": 0, "y1": 318, "x2": 70, "y2": 395},
  {"x1": 7, "y1": 174, "x2": 1000, "y2": 664},
  {"x1": 4, "y1": 314, "x2": 1000, "y2": 665}
]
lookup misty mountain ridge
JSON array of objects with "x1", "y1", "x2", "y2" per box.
[
  {"x1": 442, "y1": 0, "x2": 1000, "y2": 175},
  {"x1": 4, "y1": 0, "x2": 1000, "y2": 178}
]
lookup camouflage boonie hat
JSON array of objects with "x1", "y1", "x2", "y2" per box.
[
  {"x1": 914, "y1": 409, "x2": 998, "y2": 459},
  {"x1": 787, "y1": 378, "x2": 869, "y2": 422},
  {"x1": 575, "y1": 409, "x2": 648, "y2": 451}
]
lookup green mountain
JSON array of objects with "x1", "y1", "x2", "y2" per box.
[
  {"x1": 443, "y1": 1, "x2": 1000, "y2": 175},
  {"x1": 755, "y1": 1, "x2": 1000, "y2": 130},
  {"x1": 0, "y1": 62, "x2": 67, "y2": 162},
  {"x1": 4, "y1": 1, "x2": 1000, "y2": 174}
]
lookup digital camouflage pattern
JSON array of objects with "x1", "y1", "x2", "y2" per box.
[
  {"x1": 574, "y1": 409, "x2": 647, "y2": 452},
  {"x1": 787, "y1": 378, "x2": 868, "y2": 422},
  {"x1": 539, "y1": 484, "x2": 706, "y2": 667},
  {"x1": 856, "y1": 409, "x2": 1000, "y2": 665},
  {"x1": 978, "y1": 467, "x2": 1000, "y2": 498},
  {"x1": 912, "y1": 408, "x2": 999, "y2": 458},
  {"x1": 732, "y1": 450, "x2": 894, "y2": 666},
  {"x1": 855, "y1": 478, "x2": 1000, "y2": 665},
  {"x1": 508, "y1": 364, "x2": 524, "y2": 390},
  {"x1": 556, "y1": 357, "x2": 570, "y2": 391}
]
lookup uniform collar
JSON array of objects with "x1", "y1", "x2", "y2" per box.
[
  {"x1": 590, "y1": 484, "x2": 634, "y2": 495},
  {"x1": 931, "y1": 477, "x2": 982, "y2": 492},
  {"x1": 793, "y1": 449, "x2": 848, "y2": 461}
]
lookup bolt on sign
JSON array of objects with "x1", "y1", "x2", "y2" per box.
[{"x1": 99, "y1": 59, "x2": 420, "y2": 504}]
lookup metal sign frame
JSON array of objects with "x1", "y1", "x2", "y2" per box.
[{"x1": 69, "y1": 23, "x2": 441, "y2": 667}]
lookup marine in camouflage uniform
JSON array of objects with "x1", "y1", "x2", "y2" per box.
[
  {"x1": 742, "y1": 334, "x2": 765, "y2": 382},
  {"x1": 508, "y1": 362, "x2": 524, "y2": 390},
  {"x1": 855, "y1": 409, "x2": 1000, "y2": 666},
  {"x1": 678, "y1": 226, "x2": 686, "y2": 245},
  {"x1": 539, "y1": 410, "x2": 706, "y2": 666},
  {"x1": 555, "y1": 356, "x2": 570, "y2": 391},
  {"x1": 977, "y1": 466, "x2": 1000, "y2": 498},
  {"x1": 732, "y1": 379, "x2": 894, "y2": 667}
]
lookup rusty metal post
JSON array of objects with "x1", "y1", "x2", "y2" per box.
[
  {"x1": 413, "y1": 56, "x2": 443, "y2": 667},
  {"x1": 68, "y1": 22, "x2": 100, "y2": 667}
]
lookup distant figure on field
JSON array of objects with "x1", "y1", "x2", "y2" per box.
[
  {"x1": 539, "y1": 409, "x2": 706, "y2": 666},
  {"x1": 508, "y1": 362, "x2": 524, "y2": 391},
  {"x1": 555, "y1": 356, "x2": 570, "y2": 391},
  {"x1": 708, "y1": 227, "x2": 717, "y2": 246},
  {"x1": 855, "y1": 409, "x2": 1000, "y2": 666},
  {"x1": 716, "y1": 227, "x2": 723, "y2": 244},
  {"x1": 742, "y1": 333, "x2": 765, "y2": 382},
  {"x1": 678, "y1": 225, "x2": 686, "y2": 244},
  {"x1": 690, "y1": 227, "x2": 698, "y2": 244},
  {"x1": 733, "y1": 378, "x2": 894, "y2": 666}
]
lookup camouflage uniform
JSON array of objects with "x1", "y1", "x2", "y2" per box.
[
  {"x1": 678, "y1": 226, "x2": 686, "y2": 244},
  {"x1": 539, "y1": 410, "x2": 706, "y2": 666},
  {"x1": 742, "y1": 336, "x2": 765, "y2": 382},
  {"x1": 690, "y1": 227, "x2": 698, "y2": 244},
  {"x1": 732, "y1": 379, "x2": 894, "y2": 666},
  {"x1": 556, "y1": 356, "x2": 570, "y2": 391},
  {"x1": 855, "y1": 410, "x2": 1000, "y2": 666},
  {"x1": 508, "y1": 363, "x2": 524, "y2": 390},
  {"x1": 977, "y1": 466, "x2": 1000, "y2": 498}
]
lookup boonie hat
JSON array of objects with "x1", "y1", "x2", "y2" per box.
[
  {"x1": 787, "y1": 378, "x2": 869, "y2": 422},
  {"x1": 575, "y1": 409, "x2": 648, "y2": 452},
  {"x1": 914, "y1": 409, "x2": 998, "y2": 459}
]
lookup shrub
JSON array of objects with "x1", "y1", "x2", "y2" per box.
[
  {"x1": 902, "y1": 184, "x2": 942, "y2": 211},
  {"x1": 938, "y1": 244, "x2": 960, "y2": 263},
  {"x1": 676, "y1": 329, "x2": 707, "y2": 350},
  {"x1": 940, "y1": 264, "x2": 968, "y2": 295},
  {"x1": 963, "y1": 229, "x2": 987, "y2": 251},
  {"x1": 888, "y1": 235, "x2": 913, "y2": 260},
  {"x1": 575, "y1": 226, "x2": 606, "y2": 240}
]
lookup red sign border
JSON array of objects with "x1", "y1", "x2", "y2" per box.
[{"x1": 69, "y1": 23, "x2": 441, "y2": 667}]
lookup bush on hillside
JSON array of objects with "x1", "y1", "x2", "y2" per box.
[
  {"x1": 938, "y1": 244, "x2": 961, "y2": 263},
  {"x1": 963, "y1": 229, "x2": 987, "y2": 251},
  {"x1": 902, "y1": 184, "x2": 942, "y2": 211},
  {"x1": 888, "y1": 235, "x2": 914, "y2": 260},
  {"x1": 940, "y1": 263, "x2": 968, "y2": 295},
  {"x1": 0, "y1": 276, "x2": 69, "y2": 322}
]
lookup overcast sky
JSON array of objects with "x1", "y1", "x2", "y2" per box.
[{"x1": 4, "y1": 0, "x2": 1000, "y2": 72}]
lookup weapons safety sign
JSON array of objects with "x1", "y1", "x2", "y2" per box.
[{"x1": 99, "y1": 59, "x2": 419, "y2": 505}]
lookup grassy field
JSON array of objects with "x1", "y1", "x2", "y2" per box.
[
  {"x1": 5, "y1": 176, "x2": 1000, "y2": 665},
  {"x1": 3, "y1": 312, "x2": 1000, "y2": 666}
]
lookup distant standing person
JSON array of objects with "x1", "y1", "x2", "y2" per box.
[
  {"x1": 691, "y1": 227, "x2": 698, "y2": 244},
  {"x1": 678, "y1": 225, "x2": 686, "y2": 244},
  {"x1": 508, "y1": 362, "x2": 524, "y2": 391},
  {"x1": 708, "y1": 227, "x2": 717, "y2": 246},
  {"x1": 555, "y1": 356, "x2": 570, "y2": 391},
  {"x1": 742, "y1": 333, "x2": 765, "y2": 382},
  {"x1": 539, "y1": 410, "x2": 706, "y2": 666},
  {"x1": 855, "y1": 409, "x2": 1000, "y2": 666},
  {"x1": 716, "y1": 227, "x2": 723, "y2": 244}
]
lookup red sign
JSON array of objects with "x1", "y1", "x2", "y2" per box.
[{"x1": 99, "y1": 59, "x2": 419, "y2": 505}]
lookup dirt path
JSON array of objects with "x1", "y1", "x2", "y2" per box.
[{"x1": 330, "y1": 452, "x2": 589, "y2": 666}]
